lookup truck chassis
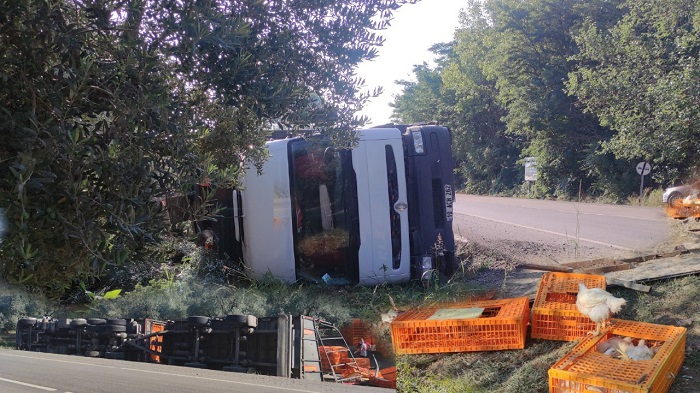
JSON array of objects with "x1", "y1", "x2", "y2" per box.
[{"x1": 15, "y1": 314, "x2": 374, "y2": 385}]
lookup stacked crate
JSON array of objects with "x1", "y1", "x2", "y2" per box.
[
  {"x1": 531, "y1": 272, "x2": 606, "y2": 341},
  {"x1": 549, "y1": 319, "x2": 686, "y2": 393},
  {"x1": 318, "y1": 345, "x2": 349, "y2": 373},
  {"x1": 390, "y1": 297, "x2": 530, "y2": 355}
]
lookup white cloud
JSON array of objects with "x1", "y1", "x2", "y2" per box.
[{"x1": 356, "y1": 0, "x2": 466, "y2": 126}]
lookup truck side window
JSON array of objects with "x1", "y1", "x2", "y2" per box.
[
  {"x1": 386, "y1": 145, "x2": 401, "y2": 270},
  {"x1": 288, "y1": 139, "x2": 358, "y2": 283}
]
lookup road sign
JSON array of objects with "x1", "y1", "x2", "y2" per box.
[
  {"x1": 636, "y1": 162, "x2": 651, "y2": 204},
  {"x1": 524, "y1": 157, "x2": 538, "y2": 181},
  {"x1": 636, "y1": 162, "x2": 651, "y2": 176}
]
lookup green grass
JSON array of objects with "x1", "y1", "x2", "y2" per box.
[
  {"x1": 397, "y1": 275, "x2": 700, "y2": 393},
  {"x1": 2, "y1": 241, "x2": 699, "y2": 393}
]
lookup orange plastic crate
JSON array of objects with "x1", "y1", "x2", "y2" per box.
[
  {"x1": 339, "y1": 356, "x2": 370, "y2": 369},
  {"x1": 319, "y1": 345, "x2": 349, "y2": 372},
  {"x1": 341, "y1": 318, "x2": 375, "y2": 346},
  {"x1": 531, "y1": 272, "x2": 607, "y2": 341},
  {"x1": 390, "y1": 297, "x2": 530, "y2": 355},
  {"x1": 549, "y1": 319, "x2": 686, "y2": 393}
]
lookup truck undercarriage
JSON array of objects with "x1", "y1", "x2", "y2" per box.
[{"x1": 14, "y1": 314, "x2": 393, "y2": 387}]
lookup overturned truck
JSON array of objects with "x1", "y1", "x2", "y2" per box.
[
  {"x1": 14, "y1": 314, "x2": 390, "y2": 386},
  {"x1": 174, "y1": 123, "x2": 456, "y2": 286}
]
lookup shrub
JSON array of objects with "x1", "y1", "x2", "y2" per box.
[{"x1": 0, "y1": 280, "x2": 54, "y2": 332}]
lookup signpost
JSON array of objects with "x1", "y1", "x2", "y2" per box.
[
  {"x1": 525, "y1": 157, "x2": 538, "y2": 182},
  {"x1": 636, "y1": 161, "x2": 651, "y2": 204},
  {"x1": 524, "y1": 157, "x2": 537, "y2": 196}
]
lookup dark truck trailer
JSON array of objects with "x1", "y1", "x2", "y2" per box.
[{"x1": 14, "y1": 314, "x2": 370, "y2": 384}]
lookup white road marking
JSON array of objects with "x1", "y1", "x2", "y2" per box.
[
  {"x1": 0, "y1": 352, "x2": 322, "y2": 393},
  {"x1": 0, "y1": 377, "x2": 56, "y2": 391},
  {"x1": 455, "y1": 212, "x2": 633, "y2": 251},
  {"x1": 118, "y1": 367, "x2": 321, "y2": 393}
]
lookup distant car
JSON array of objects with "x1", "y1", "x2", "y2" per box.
[{"x1": 663, "y1": 180, "x2": 700, "y2": 206}]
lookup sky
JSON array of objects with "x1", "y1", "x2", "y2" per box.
[{"x1": 356, "y1": 0, "x2": 466, "y2": 127}]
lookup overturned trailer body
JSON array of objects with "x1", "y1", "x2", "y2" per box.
[{"x1": 14, "y1": 314, "x2": 374, "y2": 384}]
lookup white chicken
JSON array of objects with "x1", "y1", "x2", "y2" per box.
[
  {"x1": 624, "y1": 338, "x2": 655, "y2": 361},
  {"x1": 575, "y1": 283, "x2": 627, "y2": 336}
]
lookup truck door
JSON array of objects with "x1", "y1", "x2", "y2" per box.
[{"x1": 353, "y1": 129, "x2": 411, "y2": 284}]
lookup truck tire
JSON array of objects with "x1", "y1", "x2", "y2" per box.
[
  {"x1": 70, "y1": 318, "x2": 88, "y2": 327},
  {"x1": 105, "y1": 324, "x2": 127, "y2": 333},
  {"x1": 225, "y1": 314, "x2": 258, "y2": 328},
  {"x1": 19, "y1": 317, "x2": 37, "y2": 327},
  {"x1": 87, "y1": 318, "x2": 106, "y2": 325},
  {"x1": 174, "y1": 342, "x2": 189, "y2": 350},
  {"x1": 225, "y1": 314, "x2": 248, "y2": 326},
  {"x1": 107, "y1": 318, "x2": 127, "y2": 326},
  {"x1": 57, "y1": 319, "x2": 72, "y2": 330},
  {"x1": 87, "y1": 324, "x2": 106, "y2": 333},
  {"x1": 186, "y1": 316, "x2": 210, "y2": 327},
  {"x1": 441, "y1": 251, "x2": 459, "y2": 277}
]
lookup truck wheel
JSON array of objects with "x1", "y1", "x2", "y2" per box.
[
  {"x1": 87, "y1": 324, "x2": 106, "y2": 333},
  {"x1": 87, "y1": 318, "x2": 106, "y2": 325},
  {"x1": 225, "y1": 314, "x2": 248, "y2": 326},
  {"x1": 441, "y1": 251, "x2": 459, "y2": 277},
  {"x1": 187, "y1": 316, "x2": 210, "y2": 327},
  {"x1": 105, "y1": 324, "x2": 127, "y2": 333},
  {"x1": 70, "y1": 318, "x2": 88, "y2": 327},
  {"x1": 225, "y1": 314, "x2": 258, "y2": 328},
  {"x1": 57, "y1": 319, "x2": 72, "y2": 330},
  {"x1": 107, "y1": 318, "x2": 127, "y2": 326},
  {"x1": 19, "y1": 317, "x2": 37, "y2": 327}
]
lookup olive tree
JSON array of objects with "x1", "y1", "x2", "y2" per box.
[{"x1": 0, "y1": 0, "x2": 414, "y2": 296}]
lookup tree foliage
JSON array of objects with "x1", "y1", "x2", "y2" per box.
[
  {"x1": 0, "y1": 0, "x2": 412, "y2": 296},
  {"x1": 568, "y1": 0, "x2": 700, "y2": 184},
  {"x1": 392, "y1": 0, "x2": 700, "y2": 200}
]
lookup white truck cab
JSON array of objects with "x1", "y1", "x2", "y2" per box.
[{"x1": 187, "y1": 124, "x2": 455, "y2": 285}]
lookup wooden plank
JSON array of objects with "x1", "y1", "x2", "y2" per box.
[
  {"x1": 656, "y1": 250, "x2": 682, "y2": 259},
  {"x1": 605, "y1": 278, "x2": 651, "y2": 293},
  {"x1": 606, "y1": 254, "x2": 700, "y2": 284},
  {"x1": 518, "y1": 263, "x2": 573, "y2": 273},
  {"x1": 561, "y1": 258, "x2": 613, "y2": 269},
  {"x1": 619, "y1": 254, "x2": 658, "y2": 263},
  {"x1": 576, "y1": 262, "x2": 632, "y2": 275},
  {"x1": 561, "y1": 258, "x2": 632, "y2": 274}
]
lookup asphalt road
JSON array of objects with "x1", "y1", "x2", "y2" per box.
[
  {"x1": 0, "y1": 349, "x2": 386, "y2": 393},
  {"x1": 452, "y1": 194, "x2": 675, "y2": 264}
]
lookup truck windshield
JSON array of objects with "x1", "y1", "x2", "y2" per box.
[{"x1": 288, "y1": 139, "x2": 359, "y2": 284}]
